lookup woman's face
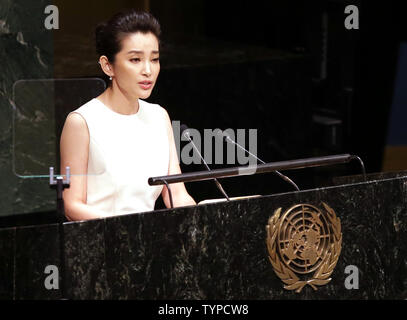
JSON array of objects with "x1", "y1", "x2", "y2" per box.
[{"x1": 111, "y1": 32, "x2": 160, "y2": 100}]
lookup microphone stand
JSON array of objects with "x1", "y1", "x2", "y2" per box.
[
  {"x1": 49, "y1": 166, "x2": 70, "y2": 300},
  {"x1": 224, "y1": 135, "x2": 300, "y2": 191},
  {"x1": 182, "y1": 128, "x2": 231, "y2": 201}
]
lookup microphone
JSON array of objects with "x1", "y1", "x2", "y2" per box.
[
  {"x1": 217, "y1": 130, "x2": 300, "y2": 191},
  {"x1": 180, "y1": 124, "x2": 231, "y2": 201}
]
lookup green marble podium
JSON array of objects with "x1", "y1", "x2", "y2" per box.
[{"x1": 1, "y1": 171, "x2": 407, "y2": 300}]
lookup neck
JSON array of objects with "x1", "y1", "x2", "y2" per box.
[{"x1": 99, "y1": 86, "x2": 140, "y2": 115}]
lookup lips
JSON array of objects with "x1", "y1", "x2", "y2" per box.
[{"x1": 138, "y1": 81, "x2": 153, "y2": 90}]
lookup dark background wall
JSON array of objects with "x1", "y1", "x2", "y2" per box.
[{"x1": 1, "y1": 0, "x2": 406, "y2": 223}]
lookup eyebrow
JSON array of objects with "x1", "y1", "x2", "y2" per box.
[{"x1": 127, "y1": 50, "x2": 159, "y2": 55}]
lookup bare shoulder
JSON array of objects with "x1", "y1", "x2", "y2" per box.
[
  {"x1": 64, "y1": 112, "x2": 87, "y2": 128},
  {"x1": 62, "y1": 112, "x2": 89, "y2": 136},
  {"x1": 60, "y1": 112, "x2": 89, "y2": 151},
  {"x1": 60, "y1": 112, "x2": 89, "y2": 167}
]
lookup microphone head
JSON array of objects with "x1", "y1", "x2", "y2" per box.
[{"x1": 180, "y1": 124, "x2": 190, "y2": 139}]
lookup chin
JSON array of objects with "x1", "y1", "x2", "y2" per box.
[{"x1": 138, "y1": 90, "x2": 153, "y2": 100}]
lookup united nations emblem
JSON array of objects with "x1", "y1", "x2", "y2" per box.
[{"x1": 266, "y1": 203, "x2": 342, "y2": 293}]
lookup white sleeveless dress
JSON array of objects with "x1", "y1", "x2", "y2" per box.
[{"x1": 71, "y1": 98, "x2": 170, "y2": 216}]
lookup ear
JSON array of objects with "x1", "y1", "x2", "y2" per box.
[{"x1": 98, "y1": 56, "x2": 114, "y2": 78}]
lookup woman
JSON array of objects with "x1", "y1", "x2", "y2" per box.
[{"x1": 60, "y1": 10, "x2": 196, "y2": 221}]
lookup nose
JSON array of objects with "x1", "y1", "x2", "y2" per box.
[{"x1": 142, "y1": 61, "x2": 152, "y2": 76}]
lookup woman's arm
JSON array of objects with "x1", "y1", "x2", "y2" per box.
[
  {"x1": 60, "y1": 113, "x2": 110, "y2": 221},
  {"x1": 161, "y1": 110, "x2": 196, "y2": 209}
]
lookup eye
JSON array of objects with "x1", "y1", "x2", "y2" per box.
[
  {"x1": 130, "y1": 58, "x2": 140, "y2": 62},
  {"x1": 152, "y1": 58, "x2": 160, "y2": 62}
]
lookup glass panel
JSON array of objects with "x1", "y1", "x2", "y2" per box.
[{"x1": 12, "y1": 78, "x2": 105, "y2": 179}]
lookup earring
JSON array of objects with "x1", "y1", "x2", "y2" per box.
[{"x1": 109, "y1": 76, "x2": 112, "y2": 80}]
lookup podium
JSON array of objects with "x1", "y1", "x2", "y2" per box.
[{"x1": 1, "y1": 167, "x2": 407, "y2": 299}]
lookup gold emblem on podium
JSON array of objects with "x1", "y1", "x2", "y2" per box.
[{"x1": 266, "y1": 203, "x2": 342, "y2": 293}]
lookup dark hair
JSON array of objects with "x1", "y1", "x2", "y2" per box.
[{"x1": 95, "y1": 10, "x2": 161, "y2": 63}]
